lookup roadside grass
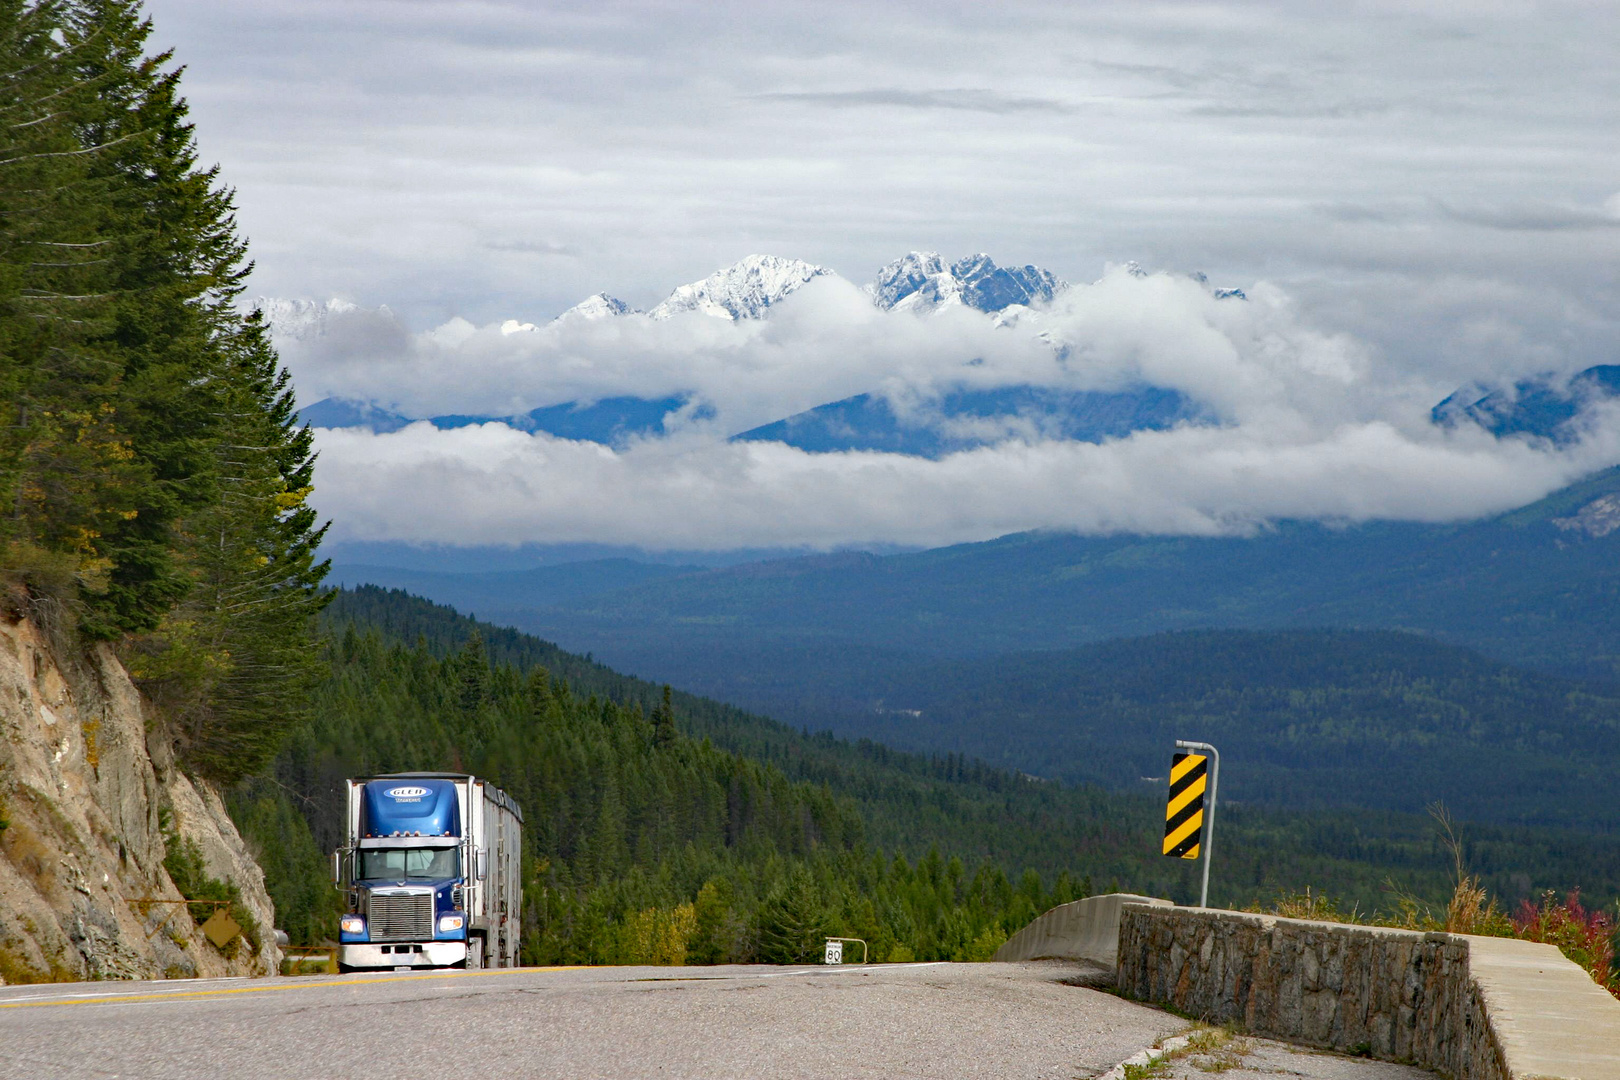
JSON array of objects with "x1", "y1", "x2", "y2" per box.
[
  {"x1": 1240, "y1": 805, "x2": 1618, "y2": 1000},
  {"x1": 1126, "y1": 1025, "x2": 1255, "y2": 1080}
]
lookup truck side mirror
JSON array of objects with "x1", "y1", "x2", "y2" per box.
[
  {"x1": 331, "y1": 850, "x2": 343, "y2": 887},
  {"x1": 476, "y1": 849, "x2": 488, "y2": 881}
]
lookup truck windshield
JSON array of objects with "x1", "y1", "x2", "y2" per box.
[{"x1": 359, "y1": 847, "x2": 460, "y2": 881}]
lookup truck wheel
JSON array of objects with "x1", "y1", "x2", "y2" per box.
[{"x1": 466, "y1": 935, "x2": 484, "y2": 969}]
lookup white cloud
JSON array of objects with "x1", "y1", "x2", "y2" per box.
[
  {"x1": 279, "y1": 267, "x2": 1413, "y2": 438},
  {"x1": 295, "y1": 270, "x2": 1620, "y2": 550},
  {"x1": 312, "y1": 411, "x2": 1614, "y2": 550}
]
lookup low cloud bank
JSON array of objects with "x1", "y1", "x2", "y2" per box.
[
  {"x1": 283, "y1": 266, "x2": 1430, "y2": 435},
  {"x1": 288, "y1": 268, "x2": 1620, "y2": 550},
  {"x1": 312, "y1": 411, "x2": 1619, "y2": 550}
]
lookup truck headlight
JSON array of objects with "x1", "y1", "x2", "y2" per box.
[
  {"x1": 438, "y1": 914, "x2": 464, "y2": 932},
  {"x1": 340, "y1": 915, "x2": 365, "y2": 934}
]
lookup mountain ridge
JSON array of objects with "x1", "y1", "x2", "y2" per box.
[
  {"x1": 278, "y1": 254, "x2": 1620, "y2": 460},
  {"x1": 648, "y1": 254, "x2": 831, "y2": 320},
  {"x1": 336, "y1": 465, "x2": 1620, "y2": 691}
]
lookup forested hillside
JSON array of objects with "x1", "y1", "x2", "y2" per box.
[
  {"x1": 240, "y1": 587, "x2": 1620, "y2": 959},
  {"x1": 374, "y1": 466, "x2": 1620, "y2": 696},
  {"x1": 660, "y1": 629, "x2": 1620, "y2": 832},
  {"x1": 0, "y1": 0, "x2": 328, "y2": 777}
]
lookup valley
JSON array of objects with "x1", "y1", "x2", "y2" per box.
[
  {"x1": 334, "y1": 464, "x2": 1620, "y2": 714},
  {"x1": 238, "y1": 586, "x2": 1620, "y2": 963}
]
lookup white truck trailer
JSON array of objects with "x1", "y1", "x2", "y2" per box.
[{"x1": 333, "y1": 772, "x2": 523, "y2": 970}]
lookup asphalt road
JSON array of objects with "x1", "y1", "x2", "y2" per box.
[{"x1": 0, "y1": 960, "x2": 1183, "y2": 1080}]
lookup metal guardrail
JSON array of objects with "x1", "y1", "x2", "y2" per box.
[{"x1": 280, "y1": 944, "x2": 339, "y2": 975}]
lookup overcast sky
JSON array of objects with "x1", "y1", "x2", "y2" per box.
[
  {"x1": 143, "y1": 1, "x2": 1620, "y2": 551},
  {"x1": 152, "y1": 0, "x2": 1620, "y2": 375}
]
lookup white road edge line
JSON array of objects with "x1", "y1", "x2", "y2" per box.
[
  {"x1": 0, "y1": 978, "x2": 252, "y2": 1003},
  {"x1": 754, "y1": 962, "x2": 948, "y2": 977},
  {"x1": 1097, "y1": 1033, "x2": 1192, "y2": 1080}
]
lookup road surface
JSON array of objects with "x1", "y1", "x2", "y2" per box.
[
  {"x1": 1157, "y1": 1032, "x2": 1435, "y2": 1080},
  {"x1": 0, "y1": 961, "x2": 1427, "y2": 1080}
]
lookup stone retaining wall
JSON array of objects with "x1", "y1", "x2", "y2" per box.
[
  {"x1": 1117, "y1": 905, "x2": 1484, "y2": 1073},
  {"x1": 1117, "y1": 904, "x2": 1620, "y2": 1080}
]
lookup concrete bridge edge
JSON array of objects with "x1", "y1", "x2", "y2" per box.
[{"x1": 992, "y1": 893, "x2": 1172, "y2": 968}]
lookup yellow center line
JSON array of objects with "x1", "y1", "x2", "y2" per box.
[{"x1": 0, "y1": 966, "x2": 581, "y2": 1009}]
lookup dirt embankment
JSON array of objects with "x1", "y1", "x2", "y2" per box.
[{"x1": 0, "y1": 606, "x2": 281, "y2": 982}]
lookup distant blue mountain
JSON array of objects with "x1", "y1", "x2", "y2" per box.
[
  {"x1": 299, "y1": 394, "x2": 696, "y2": 445},
  {"x1": 433, "y1": 395, "x2": 695, "y2": 444},
  {"x1": 1433, "y1": 364, "x2": 1620, "y2": 443},
  {"x1": 330, "y1": 558, "x2": 703, "y2": 612},
  {"x1": 297, "y1": 397, "x2": 414, "y2": 432},
  {"x1": 734, "y1": 385, "x2": 1210, "y2": 457}
]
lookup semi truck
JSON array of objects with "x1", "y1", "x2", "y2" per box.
[{"x1": 332, "y1": 772, "x2": 523, "y2": 971}]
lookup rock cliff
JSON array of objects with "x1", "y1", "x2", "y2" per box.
[{"x1": 0, "y1": 602, "x2": 281, "y2": 982}]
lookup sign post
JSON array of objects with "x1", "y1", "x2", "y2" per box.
[
  {"x1": 823, "y1": 937, "x2": 868, "y2": 964},
  {"x1": 1163, "y1": 739, "x2": 1220, "y2": 908}
]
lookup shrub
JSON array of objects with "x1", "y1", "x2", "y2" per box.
[
  {"x1": 162, "y1": 831, "x2": 261, "y2": 954},
  {"x1": 609, "y1": 904, "x2": 697, "y2": 966}
]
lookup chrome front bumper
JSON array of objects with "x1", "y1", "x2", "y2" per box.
[{"x1": 340, "y1": 942, "x2": 467, "y2": 968}]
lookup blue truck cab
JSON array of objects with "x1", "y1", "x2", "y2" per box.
[{"x1": 333, "y1": 773, "x2": 522, "y2": 970}]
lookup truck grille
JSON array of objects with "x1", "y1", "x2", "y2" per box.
[{"x1": 367, "y1": 893, "x2": 433, "y2": 942}]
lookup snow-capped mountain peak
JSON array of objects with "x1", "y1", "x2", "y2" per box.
[
  {"x1": 649, "y1": 255, "x2": 831, "y2": 321},
  {"x1": 254, "y1": 296, "x2": 358, "y2": 340},
  {"x1": 867, "y1": 251, "x2": 962, "y2": 312},
  {"x1": 558, "y1": 292, "x2": 636, "y2": 321},
  {"x1": 867, "y1": 253, "x2": 1065, "y2": 314},
  {"x1": 950, "y1": 253, "x2": 1064, "y2": 312}
]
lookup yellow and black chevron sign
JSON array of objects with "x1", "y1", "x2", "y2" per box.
[{"x1": 1163, "y1": 752, "x2": 1207, "y2": 859}]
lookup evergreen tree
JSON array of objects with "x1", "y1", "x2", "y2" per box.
[
  {"x1": 0, "y1": 1, "x2": 137, "y2": 607},
  {"x1": 135, "y1": 311, "x2": 329, "y2": 777},
  {"x1": 456, "y1": 630, "x2": 491, "y2": 716},
  {"x1": 0, "y1": 0, "x2": 329, "y2": 778},
  {"x1": 651, "y1": 684, "x2": 676, "y2": 747},
  {"x1": 755, "y1": 867, "x2": 829, "y2": 964}
]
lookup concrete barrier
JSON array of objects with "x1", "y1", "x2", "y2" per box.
[
  {"x1": 1116, "y1": 904, "x2": 1620, "y2": 1080},
  {"x1": 1468, "y1": 935, "x2": 1620, "y2": 1080},
  {"x1": 992, "y1": 893, "x2": 1173, "y2": 966}
]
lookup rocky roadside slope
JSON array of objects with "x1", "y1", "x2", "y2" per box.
[{"x1": 0, "y1": 602, "x2": 281, "y2": 981}]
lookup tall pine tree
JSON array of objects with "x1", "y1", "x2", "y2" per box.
[{"x1": 0, "y1": 0, "x2": 330, "y2": 779}]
